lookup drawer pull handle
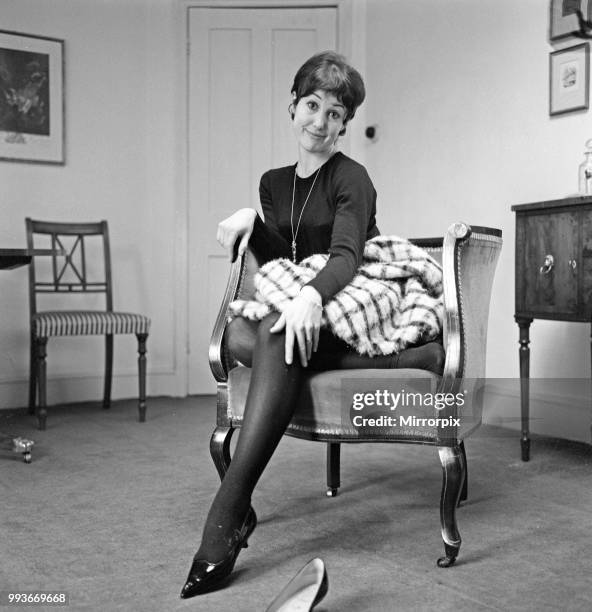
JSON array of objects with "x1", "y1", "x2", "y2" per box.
[
  {"x1": 568, "y1": 259, "x2": 577, "y2": 272},
  {"x1": 539, "y1": 254, "x2": 554, "y2": 275}
]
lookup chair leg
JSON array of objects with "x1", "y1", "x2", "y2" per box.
[
  {"x1": 459, "y1": 440, "x2": 468, "y2": 506},
  {"x1": 136, "y1": 333, "x2": 148, "y2": 422},
  {"x1": 210, "y1": 426, "x2": 235, "y2": 481},
  {"x1": 35, "y1": 337, "x2": 48, "y2": 431},
  {"x1": 28, "y1": 334, "x2": 37, "y2": 415},
  {"x1": 326, "y1": 442, "x2": 341, "y2": 497},
  {"x1": 103, "y1": 334, "x2": 113, "y2": 409},
  {"x1": 437, "y1": 445, "x2": 465, "y2": 568}
]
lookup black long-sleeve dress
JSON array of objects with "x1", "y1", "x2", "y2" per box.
[{"x1": 249, "y1": 151, "x2": 380, "y2": 305}]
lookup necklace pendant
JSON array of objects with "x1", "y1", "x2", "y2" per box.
[{"x1": 291, "y1": 240, "x2": 297, "y2": 263}]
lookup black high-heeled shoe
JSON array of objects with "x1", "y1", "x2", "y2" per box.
[{"x1": 179, "y1": 506, "x2": 257, "y2": 599}]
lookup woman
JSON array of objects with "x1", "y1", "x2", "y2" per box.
[{"x1": 180, "y1": 51, "x2": 443, "y2": 600}]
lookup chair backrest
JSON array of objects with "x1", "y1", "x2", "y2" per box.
[{"x1": 25, "y1": 218, "x2": 113, "y2": 315}]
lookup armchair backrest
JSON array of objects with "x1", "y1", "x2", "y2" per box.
[{"x1": 209, "y1": 224, "x2": 502, "y2": 389}]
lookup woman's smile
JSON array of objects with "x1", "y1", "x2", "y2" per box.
[{"x1": 305, "y1": 129, "x2": 327, "y2": 140}]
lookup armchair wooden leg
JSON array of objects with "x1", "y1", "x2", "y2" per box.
[
  {"x1": 458, "y1": 440, "x2": 468, "y2": 506},
  {"x1": 326, "y1": 443, "x2": 340, "y2": 497},
  {"x1": 136, "y1": 333, "x2": 148, "y2": 422},
  {"x1": 210, "y1": 426, "x2": 235, "y2": 481},
  {"x1": 35, "y1": 337, "x2": 48, "y2": 431},
  {"x1": 103, "y1": 334, "x2": 113, "y2": 409},
  {"x1": 28, "y1": 334, "x2": 37, "y2": 415},
  {"x1": 437, "y1": 445, "x2": 465, "y2": 567}
]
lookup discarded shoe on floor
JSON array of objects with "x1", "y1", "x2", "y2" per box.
[{"x1": 265, "y1": 557, "x2": 328, "y2": 612}]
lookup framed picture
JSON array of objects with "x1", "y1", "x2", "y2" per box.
[
  {"x1": 550, "y1": 0, "x2": 592, "y2": 41},
  {"x1": 0, "y1": 30, "x2": 64, "y2": 164},
  {"x1": 549, "y1": 43, "x2": 590, "y2": 115}
]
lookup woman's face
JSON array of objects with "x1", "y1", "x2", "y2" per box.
[{"x1": 292, "y1": 89, "x2": 346, "y2": 155}]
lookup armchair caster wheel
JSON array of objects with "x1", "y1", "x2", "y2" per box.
[
  {"x1": 437, "y1": 555, "x2": 457, "y2": 568},
  {"x1": 24, "y1": 452, "x2": 32, "y2": 464},
  {"x1": 437, "y1": 543, "x2": 459, "y2": 568},
  {"x1": 326, "y1": 488, "x2": 338, "y2": 497}
]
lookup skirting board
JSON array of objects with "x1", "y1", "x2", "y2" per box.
[{"x1": 483, "y1": 379, "x2": 592, "y2": 445}]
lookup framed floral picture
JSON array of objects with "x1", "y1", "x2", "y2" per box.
[
  {"x1": 550, "y1": 0, "x2": 592, "y2": 40},
  {"x1": 549, "y1": 43, "x2": 590, "y2": 115},
  {"x1": 0, "y1": 30, "x2": 65, "y2": 164}
]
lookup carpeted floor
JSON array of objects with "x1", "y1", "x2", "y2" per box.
[{"x1": 2, "y1": 396, "x2": 592, "y2": 611}]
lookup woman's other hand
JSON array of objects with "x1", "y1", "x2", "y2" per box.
[
  {"x1": 216, "y1": 208, "x2": 257, "y2": 261},
  {"x1": 270, "y1": 286, "x2": 322, "y2": 367}
]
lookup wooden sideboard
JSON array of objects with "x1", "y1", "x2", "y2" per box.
[{"x1": 512, "y1": 196, "x2": 592, "y2": 461}]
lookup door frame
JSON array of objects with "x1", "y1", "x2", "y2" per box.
[{"x1": 175, "y1": 0, "x2": 365, "y2": 394}]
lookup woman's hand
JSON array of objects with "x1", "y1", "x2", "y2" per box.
[
  {"x1": 216, "y1": 208, "x2": 258, "y2": 261},
  {"x1": 270, "y1": 286, "x2": 323, "y2": 367}
]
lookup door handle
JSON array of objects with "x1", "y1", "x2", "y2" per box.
[{"x1": 539, "y1": 254, "x2": 554, "y2": 275}]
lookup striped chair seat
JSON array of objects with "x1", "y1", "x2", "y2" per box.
[{"x1": 33, "y1": 311, "x2": 151, "y2": 338}]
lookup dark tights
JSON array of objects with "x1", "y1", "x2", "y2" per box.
[{"x1": 196, "y1": 313, "x2": 444, "y2": 561}]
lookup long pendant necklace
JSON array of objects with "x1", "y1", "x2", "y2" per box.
[{"x1": 290, "y1": 165, "x2": 321, "y2": 263}]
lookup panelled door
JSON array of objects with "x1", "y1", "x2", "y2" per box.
[{"x1": 187, "y1": 6, "x2": 337, "y2": 393}]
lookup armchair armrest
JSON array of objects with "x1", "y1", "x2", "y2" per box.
[
  {"x1": 440, "y1": 222, "x2": 471, "y2": 390},
  {"x1": 437, "y1": 221, "x2": 503, "y2": 395},
  {"x1": 209, "y1": 247, "x2": 263, "y2": 382}
]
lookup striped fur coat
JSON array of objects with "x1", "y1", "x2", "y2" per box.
[{"x1": 229, "y1": 236, "x2": 444, "y2": 356}]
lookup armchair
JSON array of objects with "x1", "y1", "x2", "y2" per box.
[{"x1": 208, "y1": 222, "x2": 501, "y2": 567}]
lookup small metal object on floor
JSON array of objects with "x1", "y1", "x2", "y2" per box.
[{"x1": 2, "y1": 435, "x2": 34, "y2": 463}]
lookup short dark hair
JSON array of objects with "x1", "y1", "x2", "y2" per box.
[{"x1": 291, "y1": 51, "x2": 365, "y2": 130}]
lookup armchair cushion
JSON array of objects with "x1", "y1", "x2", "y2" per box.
[{"x1": 227, "y1": 365, "x2": 446, "y2": 442}]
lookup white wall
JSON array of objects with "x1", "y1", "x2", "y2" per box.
[
  {"x1": 0, "y1": 0, "x2": 185, "y2": 408},
  {"x1": 363, "y1": 0, "x2": 592, "y2": 442}
]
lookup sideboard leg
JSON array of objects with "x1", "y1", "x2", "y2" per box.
[{"x1": 516, "y1": 317, "x2": 532, "y2": 461}]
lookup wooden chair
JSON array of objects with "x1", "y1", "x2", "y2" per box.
[
  {"x1": 208, "y1": 222, "x2": 501, "y2": 567},
  {"x1": 26, "y1": 218, "x2": 151, "y2": 430}
]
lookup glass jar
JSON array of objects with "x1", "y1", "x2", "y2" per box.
[{"x1": 579, "y1": 139, "x2": 592, "y2": 196}]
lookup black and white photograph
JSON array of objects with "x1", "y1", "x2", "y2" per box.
[
  {"x1": 0, "y1": 29, "x2": 64, "y2": 164},
  {"x1": 1, "y1": 1, "x2": 592, "y2": 611},
  {"x1": 550, "y1": 42, "x2": 590, "y2": 115}
]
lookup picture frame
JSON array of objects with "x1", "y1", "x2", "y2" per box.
[
  {"x1": 0, "y1": 30, "x2": 64, "y2": 164},
  {"x1": 549, "y1": 42, "x2": 590, "y2": 116},
  {"x1": 550, "y1": 0, "x2": 592, "y2": 41}
]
